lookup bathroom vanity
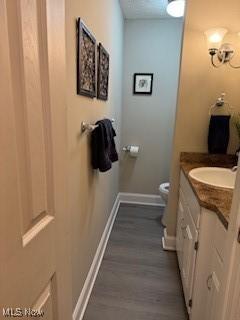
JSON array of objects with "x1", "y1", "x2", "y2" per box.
[{"x1": 176, "y1": 153, "x2": 237, "y2": 319}]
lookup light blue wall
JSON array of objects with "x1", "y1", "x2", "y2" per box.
[{"x1": 120, "y1": 19, "x2": 183, "y2": 194}]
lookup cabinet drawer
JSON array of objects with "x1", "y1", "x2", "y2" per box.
[{"x1": 180, "y1": 171, "x2": 201, "y2": 228}]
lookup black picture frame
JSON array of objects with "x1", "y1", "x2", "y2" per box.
[
  {"x1": 76, "y1": 18, "x2": 96, "y2": 98},
  {"x1": 133, "y1": 73, "x2": 153, "y2": 95},
  {"x1": 97, "y1": 43, "x2": 110, "y2": 101}
]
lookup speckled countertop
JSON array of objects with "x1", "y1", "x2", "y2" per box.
[{"x1": 180, "y1": 152, "x2": 237, "y2": 229}]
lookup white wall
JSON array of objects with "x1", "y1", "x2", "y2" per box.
[
  {"x1": 66, "y1": 0, "x2": 123, "y2": 310},
  {"x1": 120, "y1": 19, "x2": 183, "y2": 194}
]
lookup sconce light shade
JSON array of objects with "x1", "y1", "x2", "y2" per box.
[
  {"x1": 167, "y1": 0, "x2": 185, "y2": 18},
  {"x1": 205, "y1": 28, "x2": 240, "y2": 68},
  {"x1": 204, "y1": 28, "x2": 228, "y2": 50}
]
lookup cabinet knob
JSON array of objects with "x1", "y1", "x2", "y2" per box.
[
  {"x1": 181, "y1": 218, "x2": 187, "y2": 230},
  {"x1": 207, "y1": 274, "x2": 213, "y2": 290}
]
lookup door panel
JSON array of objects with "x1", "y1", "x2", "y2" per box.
[
  {"x1": 13, "y1": 0, "x2": 54, "y2": 234},
  {"x1": 0, "y1": 0, "x2": 71, "y2": 318},
  {"x1": 18, "y1": 0, "x2": 52, "y2": 224},
  {"x1": 33, "y1": 283, "x2": 54, "y2": 320},
  {"x1": 205, "y1": 272, "x2": 220, "y2": 320}
]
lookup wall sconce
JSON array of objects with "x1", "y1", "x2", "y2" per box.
[{"x1": 205, "y1": 28, "x2": 240, "y2": 68}]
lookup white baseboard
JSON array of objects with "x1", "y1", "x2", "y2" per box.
[
  {"x1": 162, "y1": 228, "x2": 176, "y2": 251},
  {"x1": 118, "y1": 192, "x2": 165, "y2": 207},
  {"x1": 72, "y1": 194, "x2": 121, "y2": 320}
]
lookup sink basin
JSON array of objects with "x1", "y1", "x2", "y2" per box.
[{"x1": 189, "y1": 167, "x2": 236, "y2": 189}]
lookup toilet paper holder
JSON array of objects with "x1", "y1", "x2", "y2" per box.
[
  {"x1": 123, "y1": 146, "x2": 131, "y2": 152},
  {"x1": 122, "y1": 145, "x2": 140, "y2": 157}
]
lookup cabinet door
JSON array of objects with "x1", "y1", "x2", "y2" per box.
[
  {"x1": 204, "y1": 250, "x2": 222, "y2": 320},
  {"x1": 205, "y1": 272, "x2": 220, "y2": 320},
  {"x1": 181, "y1": 206, "x2": 198, "y2": 314},
  {"x1": 176, "y1": 193, "x2": 185, "y2": 270}
]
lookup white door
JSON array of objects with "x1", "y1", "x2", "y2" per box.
[{"x1": 0, "y1": 1, "x2": 72, "y2": 319}]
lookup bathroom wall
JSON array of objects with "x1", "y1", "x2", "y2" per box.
[
  {"x1": 120, "y1": 19, "x2": 183, "y2": 194},
  {"x1": 66, "y1": 0, "x2": 123, "y2": 310},
  {"x1": 165, "y1": 0, "x2": 240, "y2": 236}
]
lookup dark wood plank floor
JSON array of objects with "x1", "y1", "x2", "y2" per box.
[{"x1": 83, "y1": 204, "x2": 188, "y2": 320}]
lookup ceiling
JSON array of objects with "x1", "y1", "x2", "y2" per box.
[{"x1": 119, "y1": 0, "x2": 171, "y2": 19}]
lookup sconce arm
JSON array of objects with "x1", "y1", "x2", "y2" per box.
[
  {"x1": 211, "y1": 54, "x2": 225, "y2": 68},
  {"x1": 229, "y1": 61, "x2": 240, "y2": 69}
]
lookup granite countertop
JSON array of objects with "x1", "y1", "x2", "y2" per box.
[{"x1": 180, "y1": 152, "x2": 237, "y2": 229}]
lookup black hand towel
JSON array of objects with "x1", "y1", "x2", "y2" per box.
[
  {"x1": 91, "y1": 119, "x2": 118, "y2": 172},
  {"x1": 208, "y1": 115, "x2": 231, "y2": 154}
]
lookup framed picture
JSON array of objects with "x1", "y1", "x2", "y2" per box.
[
  {"x1": 97, "y1": 43, "x2": 110, "y2": 101},
  {"x1": 133, "y1": 73, "x2": 153, "y2": 95},
  {"x1": 77, "y1": 18, "x2": 96, "y2": 98}
]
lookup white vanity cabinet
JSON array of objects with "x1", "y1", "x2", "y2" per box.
[{"x1": 177, "y1": 171, "x2": 227, "y2": 320}]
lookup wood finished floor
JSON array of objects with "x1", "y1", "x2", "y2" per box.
[{"x1": 83, "y1": 204, "x2": 188, "y2": 320}]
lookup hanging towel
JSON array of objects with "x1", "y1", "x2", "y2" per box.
[
  {"x1": 208, "y1": 115, "x2": 231, "y2": 154},
  {"x1": 91, "y1": 119, "x2": 118, "y2": 172}
]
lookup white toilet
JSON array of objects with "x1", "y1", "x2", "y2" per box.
[{"x1": 159, "y1": 182, "x2": 170, "y2": 226}]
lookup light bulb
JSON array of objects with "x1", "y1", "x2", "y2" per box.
[
  {"x1": 204, "y1": 28, "x2": 228, "y2": 50},
  {"x1": 167, "y1": 0, "x2": 185, "y2": 18}
]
